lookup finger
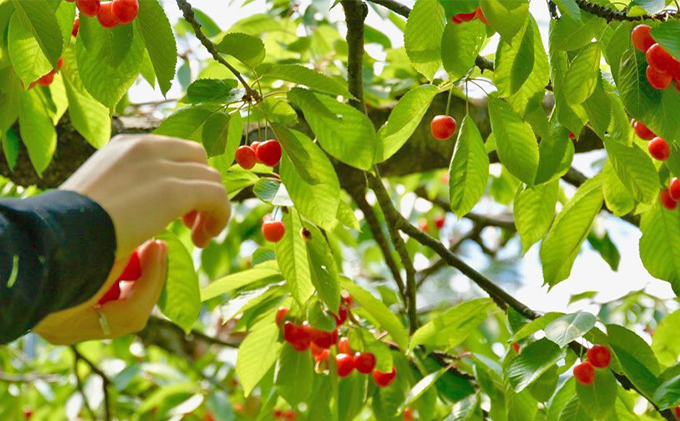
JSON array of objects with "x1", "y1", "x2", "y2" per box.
[
  {"x1": 161, "y1": 161, "x2": 222, "y2": 184},
  {"x1": 180, "y1": 180, "x2": 231, "y2": 235},
  {"x1": 119, "y1": 135, "x2": 209, "y2": 164},
  {"x1": 182, "y1": 210, "x2": 198, "y2": 228},
  {"x1": 191, "y1": 212, "x2": 211, "y2": 248}
]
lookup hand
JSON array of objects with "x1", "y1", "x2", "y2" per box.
[
  {"x1": 33, "y1": 241, "x2": 167, "y2": 345},
  {"x1": 59, "y1": 134, "x2": 231, "y2": 256}
]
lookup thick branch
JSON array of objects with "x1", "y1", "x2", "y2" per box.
[
  {"x1": 341, "y1": 1, "x2": 368, "y2": 112},
  {"x1": 574, "y1": 0, "x2": 675, "y2": 21}
]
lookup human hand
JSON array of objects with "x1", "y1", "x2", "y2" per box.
[
  {"x1": 33, "y1": 240, "x2": 167, "y2": 345},
  {"x1": 59, "y1": 134, "x2": 231, "y2": 257}
]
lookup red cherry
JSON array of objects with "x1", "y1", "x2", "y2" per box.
[
  {"x1": 670, "y1": 178, "x2": 680, "y2": 201},
  {"x1": 262, "y1": 220, "x2": 285, "y2": 243},
  {"x1": 342, "y1": 293, "x2": 353, "y2": 308},
  {"x1": 586, "y1": 345, "x2": 611, "y2": 369},
  {"x1": 373, "y1": 367, "x2": 397, "y2": 387},
  {"x1": 452, "y1": 12, "x2": 476, "y2": 24},
  {"x1": 475, "y1": 7, "x2": 488, "y2": 25},
  {"x1": 97, "y1": 280, "x2": 121, "y2": 306},
  {"x1": 338, "y1": 337, "x2": 352, "y2": 354},
  {"x1": 235, "y1": 145, "x2": 257, "y2": 169},
  {"x1": 418, "y1": 220, "x2": 429, "y2": 232},
  {"x1": 354, "y1": 352, "x2": 376, "y2": 374},
  {"x1": 72, "y1": 17, "x2": 80, "y2": 37},
  {"x1": 512, "y1": 342, "x2": 520, "y2": 354},
  {"x1": 434, "y1": 216, "x2": 445, "y2": 229},
  {"x1": 647, "y1": 65, "x2": 673, "y2": 90},
  {"x1": 311, "y1": 328, "x2": 338, "y2": 349},
  {"x1": 632, "y1": 24, "x2": 655, "y2": 53},
  {"x1": 633, "y1": 120, "x2": 656, "y2": 140},
  {"x1": 284, "y1": 410, "x2": 296, "y2": 421},
  {"x1": 274, "y1": 410, "x2": 284, "y2": 419},
  {"x1": 22, "y1": 408, "x2": 33, "y2": 420},
  {"x1": 66, "y1": 0, "x2": 76, "y2": 2},
  {"x1": 674, "y1": 406, "x2": 680, "y2": 418},
  {"x1": 97, "y1": 2, "x2": 119, "y2": 28},
  {"x1": 276, "y1": 307, "x2": 289, "y2": 326},
  {"x1": 569, "y1": 131, "x2": 576, "y2": 140},
  {"x1": 404, "y1": 407, "x2": 414, "y2": 421},
  {"x1": 118, "y1": 250, "x2": 141, "y2": 281},
  {"x1": 649, "y1": 137, "x2": 671, "y2": 161},
  {"x1": 283, "y1": 322, "x2": 311, "y2": 352},
  {"x1": 574, "y1": 361, "x2": 595, "y2": 385},
  {"x1": 37, "y1": 71, "x2": 55, "y2": 87},
  {"x1": 647, "y1": 44, "x2": 676, "y2": 74},
  {"x1": 256, "y1": 140, "x2": 282, "y2": 167},
  {"x1": 660, "y1": 188, "x2": 678, "y2": 211},
  {"x1": 336, "y1": 353, "x2": 355, "y2": 377},
  {"x1": 333, "y1": 304, "x2": 348, "y2": 326},
  {"x1": 251, "y1": 141, "x2": 262, "y2": 162},
  {"x1": 77, "y1": 0, "x2": 101, "y2": 17},
  {"x1": 112, "y1": 0, "x2": 139, "y2": 24},
  {"x1": 430, "y1": 115, "x2": 457, "y2": 140},
  {"x1": 312, "y1": 346, "x2": 330, "y2": 363},
  {"x1": 204, "y1": 414, "x2": 215, "y2": 421},
  {"x1": 57, "y1": 58, "x2": 64, "y2": 71}
]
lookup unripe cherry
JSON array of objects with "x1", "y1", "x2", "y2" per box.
[
  {"x1": 633, "y1": 120, "x2": 656, "y2": 140},
  {"x1": 660, "y1": 188, "x2": 678, "y2": 211},
  {"x1": 373, "y1": 366, "x2": 397, "y2": 387},
  {"x1": 97, "y1": 2, "x2": 119, "y2": 28},
  {"x1": 586, "y1": 345, "x2": 611, "y2": 369},
  {"x1": 262, "y1": 220, "x2": 285, "y2": 243},
  {"x1": 430, "y1": 115, "x2": 457, "y2": 140},
  {"x1": 649, "y1": 137, "x2": 671, "y2": 161},
  {"x1": 631, "y1": 24, "x2": 655, "y2": 53},
  {"x1": 574, "y1": 361, "x2": 595, "y2": 385},
  {"x1": 235, "y1": 145, "x2": 257, "y2": 169}
]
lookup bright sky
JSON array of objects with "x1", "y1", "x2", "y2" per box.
[{"x1": 142, "y1": 0, "x2": 676, "y2": 319}]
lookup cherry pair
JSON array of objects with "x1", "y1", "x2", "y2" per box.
[
  {"x1": 573, "y1": 345, "x2": 611, "y2": 385},
  {"x1": 235, "y1": 140, "x2": 282, "y2": 170}
]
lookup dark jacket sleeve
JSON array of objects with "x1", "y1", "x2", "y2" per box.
[{"x1": 0, "y1": 190, "x2": 117, "y2": 344}]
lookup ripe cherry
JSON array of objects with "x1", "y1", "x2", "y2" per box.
[
  {"x1": 276, "y1": 307, "x2": 289, "y2": 326},
  {"x1": 569, "y1": 131, "x2": 576, "y2": 140},
  {"x1": 97, "y1": 280, "x2": 121, "y2": 306},
  {"x1": 256, "y1": 140, "x2": 282, "y2": 167},
  {"x1": 118, "y1": 250, "x2": 141, "y2": 281},
  {"x1": 334, "y1": 304, "x2": 348, "y2": 326},
  {"x1": 283, "y1": 322, "x2": 311, "y2": 352},
  {"x1": 342, "y1": 293, "x2": 353, "y2": 308},
  {"x1": 430, "y1": 115, "x2": 457, "y2": 140},
  {"x1": 512, "y1": 342, "x2": 520, "y2": 354},
  {"x1": 57, "y1": 58, "x2": 64, "y2": 71},
  {"x1": 235, "y1": 145, "x2": 257, "y2": 169},
  {"x1": 574, "y1": 361, "x2": 595, "y2": 385},
  {"x1": 674, "y1": 406, "x2": 680, "y2": 418},
  {"x1": 97, "y1": 2, "x2": 119, "y2": 28},
  {"x1": 112, "y1": 0, "x2": 139, "y2": 24},
  {"x1": 649, "y1": 137, "x2": 671, "y2": 161},
  {"x1": 646, "y1": 44, "x2": 678, "y2": 74},
  {"x1": 633, "y1": 120, "x2": 656, "y2": 140},
  {"x1": 632, "y1": 24, "x2": 655, "y2": 53},
  {"x1": 311, "y1": 342, "x2": 328, "y2": 361},
  {"x1": 475, "y1": 7, "x2": 488, "y2": 25},
  {"x1": 262, "y1": 220, "x2": 285, "y2": 243},
  {"x1": 204, "y1": 413, "x2": 215, "y2": 421},
  {"x1": 310, "y1": 327, "x2": 338, "y2": 349},
  {"x1": 37, "y1": 71, "x2": 55, "y2": 87},
  {"x1": 404, "y1": 407, "x2": 414, "y2": 421},
  {"x1": 452, "y1": 11, "x2": 476, "y2": 24},
  {"x1": 354, "y1": 352, "x2": 376, "y2": 374},
  {"x1": 77, "y1": 0, "x2": 101, "y2": 17},
  {"x1": 434, "y1": 216, "x2": 445, "y2": 229},
  {"x1": 647, "y1": 65, "x2": 672, "y2": 90},
  {"x1": 670, "y1": 178, "x2": 680, "y2": 201},
  {"x1": 336, "y1": 353, "x2": 355, "y2": 377},
  {"x1": 373, "y1": 366, "x2": 397, "y2": 387},
  {"x1": 586, "y1": 345, "x2": 611, "y2": 369},
  {"x1": 338, "y1": 337, "x2": 352, "y2": 354},
  {"x1": 72, "y1": 17, "x2": 80, "y2": 37},
  {"x1": 251, "y1": 141, "x2": 262, "y2": 162},
  {"x1": 660, "y1": 188, "x2": 678, "y2": 211}
]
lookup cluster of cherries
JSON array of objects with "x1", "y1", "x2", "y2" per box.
[
  {"x1": 276, "y1": 297, "x2": 398, "y2": 387},
  {"x1": 418, "y1": 216, "x2": 446, "y2": 232},
  {"x1": 97, "y1": 250, "x2": 142, "y2": 306},
  {"x1": 70, "y1": 0, "x2": 140, "y2": 29},
  {"x1": 451, "y1": 7, "x2": 488, "y2": 25},
  {"x1": 631, "y1": 24, "x2": 680, "y2": 91},
  {"x1": 573, "y1": 345, "x2": 611, "y2": 385},
  {"x1": 235, "y1": 139, "x2": 282, "y2": 170}
]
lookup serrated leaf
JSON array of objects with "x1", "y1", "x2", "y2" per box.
[
  {"x1": 506, "y1": 338, "x2": 563, "y2": 392},
  {"x1": 639, "y1": 206, "x2": 680, "y2": 295},
  {"x1": 448, "y1": 116, "x2": 489, "y2": 217},
  {"x1": 535, "y1": 123, "x2": 573, "y2": 185},
  {"x1": 253, "y1": 179, "x2": 293, "y2": 207},
  {"x1": 479, "y1": 0, "x2": 529, "y2": 42},
  {"x1": 510, "y1": 20, "x2": 535, "y2": 94},
  {"x1": 404, "y1": 0, "x2": 445, "y2": 80},
  {"x1": 79, "y1": 16, "x2": 133, "y2": 68},
  {"x1": 651, "y1": 21, "x2": 680, "y2": 63},
  {"x1": 604, "y1": 138, "x2": 658, "y2": 204},
  {"x1": 276, "y1": 210, "x2": 314, "y2": 305},
  {"x1": 488, "y1": 97, "x2": 539, "y2": 186},
  {"x1": 553, "y1": 0, "x2": 581, "y2": 20},
  {"x1": 276, "y1": 345, "x2": 314, "y2": 406},
  {"x1": 544, "y1": 312, "x2": 596, "y2": 348},
  {"x1": 18, "y1": 89, "x2": 56, "y2": 176},
  {"x1": 201, "y1": 261, "x2": 283, "y2": 301},
  {"x1": 157, "y1": 232, "x2": 201, "y2": 333},
  {"x1": 186, "y1": 79, "x2": 241, "y2": 104},
  {"x1": 304, "y1": 223, "x2": 340, "y2": 313},
  {"x1": 236, "y1": 310, "x2": 283, "y2": 396},
  {"x1": 376, "y1": 84, "x2": 438, "y2": 163},
  {"x1": 602, "y1": 160, "x2": 635, "y2": 216},
  {"x1": 618, "y1": 47, "x2": 661, "y2": 119},
  {"x1": 540, "y1": 176, "x2": 603, "y2": 287},
  {"x1": 216, "y1": 32, "x2": 265, "y2": 68},
  {"x1": 135, "y1": 0, "x2": 176, "y2": 95},
  {"x1": 512, "y1": 312, "x2": 563, "y2": 342},
  {"x1": 154, "y1": 105, "x2": 216, "y2": 141},
  {"x1": 11, "y1": 0, "x2": 62, "y2": 68},
  {"x1": 514, "y1": 180, "x2": 558, "y2": 252},
  {"x1": 398, "y1": 370, "x2": 446, "y2": 414},
  {"x1": 441, "y1": 20, "x2": 486, "y2": 80},
  {"x1": 607, "y1": 324, "x2": 659, "y2": 376},
  {"x1": 565, "y1": 42, "x2": 601, "y2": 105},
  {"x1": 263, "y1": 64, "x2": 354, "y2": 98},
  {"x1": 558, "y1": 396, "x2": 592, "y2": 421},
  {"x1": 336, "y1": 200, "x2": 360, "y2": 231},
  {"x1": 201, "y1": 112, "x2": 233, "y2": 157},
  {"x1": 652, "y1": 309, "x2": 680, "y2": 367},
  {"x1": 551, "y1": 12, "x2": 604, "y2": 52},
  {"x1": 575, "y1": 365, "x2": 617, "y2": 419},
  {"x1": 7, "y1": 13, "x2": 52, "y2": 87},
  {"x1": 654, "y1": 373, "x2": 680, "y2": 409}
]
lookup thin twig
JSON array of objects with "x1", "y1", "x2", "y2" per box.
[
  {"x1": 71, "y1": 346, "x2": 111, "y2": 421},
  {"x1": 175, "y1": 0, "x2": 260, "y2": 101},
  {"x1": 72, "y1": 352, "x2": 97, "y2": 421}
]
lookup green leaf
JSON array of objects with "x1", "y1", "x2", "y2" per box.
[
  {"x1": 270, "y1": 123, "x2": 320, "y2": 185},
  {"x1": 544, "y1": 312, "x2": 596, "y2": 348},
  {"x1": 18, "y1": 89, "x2": 56, "y2": 176},
  {"x1": 398, "y1": 370, "x2": 446, "y2": 414},
  {"x1": 450, "y1": 394, "x2": 482, "y2": 421},
  {"x1": 216, "y1": 32, "x2": 265, "y2": 68},
  {"x1": 79, "y1": 16, "x2": 133, "y2": 69},
  {"x1": 253, "y1": 179, "x2": 293, "y2": 207},
  {"x1": 587, "y1": 230, "x2": 621, "y2": 271},
  {"x1": 263, "y1": 64, "x2": 354, "y2": 98},
  {"x1": 651, "y1": 21, "x2": 680, "y2": 63},
  {"x1": 551, "y1": 12, "x2": 604, "y2": 52},
  {"x1": 276, "y1": 344, "x2": 314, "y2": 406},
  {"x1": 582, "y1": 76, "x2": 612, "y2": 138},
  {"x1": 512, "y1": 312, "x2": 563, "y2": 342},
  {"x1": 201, "y1": 112, "x2": 235, "y2": 157},
  {"x1": 135, "y1": 0, "x2": 176, "y2": 95},
  {"x1": 510, "y1": 20, "x2": 536, "y2": 94},
  {"x1": 558, "y1": 396, "x2": 592, "y2": 421},
  {"x1": 652, "y1": 309, "x2": 680, "y2": 367},
  {"x1": 154, "y1": 106, "x2": 216, "y2": 141},
  {"x1": 604, "y1": 137, "x2": 658, "y2": 204},
  {"x1": 654, "y1": 373, "x2": 680, "y2": 409},
  {"x1": 11, "y1": 0, "x2": 62, "y2": 68},
  {"x1": 639, "y1": 206, "x2": 680, "y2": 295},
  {"x1": 7, "y1": 13, "x2": 52, "y2": 86},
  {"x1": 404, "y1": 0, "x2": 445, "y2": 80},
  {"x1": 279, "y1": 130, "x2": 340, "y2": 231},
  {"x1": 292, "y1": 92, "x2": 377, "y2": 171},
  {"x1": 479, "y1": 0, "x2": 529, "y2": 42},
  {"x1": 336, "y1": 200, "x2": 360, "y2": 231},
  {"x1": 409, "y1": 298, "x2": 495, "y2": 352},
  {"x1": 575, "y1": 365, "x2": 617, "y2": 419},
  {"x1": 340, "y1": 278, "x2": 409, "y2": 350},
  {"x1": 506, "y1": 338, "x2": 563, "y2": 392},
  {"x1": 441, "y1": 20, "x2": 486, "y2": 80},
  {"x1": 618, "y1": 47, "x2": 660, "y2": 119},
  {"x1": 529, "y1": 365, "x2": 559, "y2": 402},
  {"x1": 535, "y1": 124, "x2": 574, "y2": 185},
  {"x1": 540, "y1": 176, "x2": 603, "y2": 287},
  {"x1": 602, "y1": 160, "x2": 635, "y2": 217},
  {"x1": 339, "y1": 373, "x2": 367, "y2": 421},
  {"x1": 186, "y1": 79, "x2": 241, "y2": 104},
  {"x1": 305, "y1": 223, "x2": 340, "y2": 313},
  {"x1": 376, "y1": 84, "x2": 438, "y2": 163},
  {"x1": 236, "y1": 310, "x2": 283, "y2": 396},
  {"x1": 553, "y1": 0, "x2": 581, "y2": 20},
  {"x1": 607, "y1": 324, "x2": 659, "y2": 376},
  {"x1": 448, "y1": 116, "x2": 490, "y2": 217},
  {"x1": 488, "y1": 97, "x2": 539, "y2": 186},
  {"x1": 201, "y1": 261, "x2": 283, "y2": 301},
  {"x1": 564, "y1": 42, "x2": 601, "y2": 105},
  {"x1": 2, "y1": 129, "x2": 20, "y2": 172},
  {"x1": 276, "y1": 209, "x2": 314, "y2": 305},
  {"x1": 157, "y1": 232, "x2": 201, "y2": 333},
  {"x1": 547, "y1": 378, "x2": 576, "y2": 421},
  {"x1": 514, "y1": 180, "x2": 559, "y2": 252}
]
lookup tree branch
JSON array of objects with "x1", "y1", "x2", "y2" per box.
[
  {"x1": 72, "y1": 352, "x2": 97, "y2": 421},
  {"x1": 175, "y1": 0, "x2": 260, "y2": 101},
  {"x1": 71, "y1": 346, "x2": 111, "y2": 421},
  {"x1": 574, "y1": 0, "x2": 675, "y2": 22},
  {"x1": 341, "y1": 0, "x2": 368, "y2": 112}
]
